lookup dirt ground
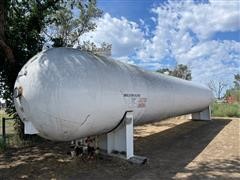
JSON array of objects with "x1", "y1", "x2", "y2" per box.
[{"x1": 0, "y1": 117, "x2": 239, "y2": 180}]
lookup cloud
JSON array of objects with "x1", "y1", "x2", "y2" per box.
[
  {"x1": 138, "y1": 0, "x2": 240, "y2": 61},
  {"x1": 182, "y1": 40, "x2": 240, "y2": 83},
  {"x1": 80, "y1": 13, "x2": 144, "y2": 58},
  {"x1": 80, "y1": 0, "x2": 240, "y2": 87},
  {"x1": 182, "y1": 0, "x2": 240, "y2": 40},
  {"x1": 115, "y1": 56, "x2": 135, "y2": 65},
  {"x1": 136, "y1": 0, "x2": 240, "y2": 85}
]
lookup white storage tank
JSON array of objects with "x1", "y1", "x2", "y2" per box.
[{"x1": 14, "y1": 48, "x2": 214, "y2": 141}]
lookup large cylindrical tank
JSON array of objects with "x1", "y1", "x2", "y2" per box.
[{"x1": 14, "y1": 48, "x2": 213, "y2": 141}]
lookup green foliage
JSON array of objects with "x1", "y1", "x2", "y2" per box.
[
  {"x1": 0, "y1": 0, "x2": 109, "y2": 141},
  {"x1": 0, "y1": 0, "x2": 61, "y2": 140},
  {"x1": 156, "y1": 68, "x2": 170, "y2": 74},
  {"x1": 225, "y1": 89, "x2": 240, "y2": 103},
  {"x1": 156, "y1": 64, "x2": 192, "y2": 80},
  {"x1": 211, "y1": 102, "x2": 240, "y2": 118},
  {"x1": 80, "y1": 41, "x2": 112, "y2": 56},
  {"x1": 224, "y1": 74, "x2": 240, "y2": 102},
  {"x1": 46, "y1": 0, "x2": 102, "y2": 47},
  {"x1": 211, "y1": 74, "x2": 240, "y2": 117},
  {"x1": 233, "y1": 74, "x2": 240, "y2": 89},
  {"x1": 1, "y1": 0, "x2": 61, "y2": 97}
]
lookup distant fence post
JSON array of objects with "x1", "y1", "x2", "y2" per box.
[{"x1": 2, "y1": 117, "x2": 6, "y2": 146}]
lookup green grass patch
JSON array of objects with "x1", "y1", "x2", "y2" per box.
[
  {"x1": 0, "y1": 110, "x2": 46, "y2": 149},
  {"x1": 0, "y1": 109, "x2": 15, "y2": 133},
  {"x1": 212, "y1": 103, "x2": 240, "y2": 118},
  {"x1": 0, "y1": 109, "x2": 14, "y2": 119}
]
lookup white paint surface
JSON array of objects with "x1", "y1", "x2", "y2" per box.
[{"x1": 14, "y1": 48, "x2": 214, "y2": 141}]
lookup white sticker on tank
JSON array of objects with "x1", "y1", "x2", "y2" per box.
[{"x1": 123, "y1": 93, "x2": 147, "y2": 108}]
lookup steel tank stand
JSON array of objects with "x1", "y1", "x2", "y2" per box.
[{"x1": 98, "y1": 111, "x2": 147, "y2": 164}]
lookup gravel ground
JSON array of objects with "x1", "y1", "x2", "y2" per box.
[{"x1": 0, "y1": 117, "x2": 239, "y2": 180}]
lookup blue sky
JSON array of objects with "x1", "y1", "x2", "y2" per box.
[
  {"x1": 80, "y1": 0, "x2": 240, "y2": 88},
  {"x1": 98, "y1": 0, "x2": 240, "y2": 42},
  {"x1": 98, "y1": 0, "x2": 162, "y2": 25}
]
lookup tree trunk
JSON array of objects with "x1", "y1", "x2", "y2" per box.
[{"x1": 0, "y1": 0, "x2": 16, "y2": 64}]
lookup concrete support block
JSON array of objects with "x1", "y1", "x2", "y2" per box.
[
  {"x1": 192, "y1": 106, "x2": 211, "y2": 121},
  {"x1": 99, "y1": 111, "x2": 134, "y2": 159}
]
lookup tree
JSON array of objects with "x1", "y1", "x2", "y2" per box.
[
  {"x1": 225, "y1": 88, "x2": 240, "y2": 103},
  {"x1": 233, "y1": 74, "x2": 240, "y2": 90},
  {"x1": 156, "y1": 68, "x2": 171, "y2": 75},
  {"x1": 44, "y1": 0, "x2": 101, "y2": 46},
  {"x1": 224, "y1": 74, "x2": 240, "y2": 103},
  {"x1": 208, "y1": 80, "x2": 227, "y2": 100},
  {"x1": 79, "y1": 41, "x2": 112, "y2": 56},
  {"x1": 0, "y1": 0, "x2": 106, "y2": 139},
  {"x1": 156, "y1": 64, "x2": 192, "y2": 80},
  {"x1": 0, "y1": 0, "x2": 61, "y2": 139},
  {"x1": 43, "y1": 0, "x2": 111, "y2": 54},
  {"x1": 171, "y1": 64, "x2": 192, "y2": 80}
]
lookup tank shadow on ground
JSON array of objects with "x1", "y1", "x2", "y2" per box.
[
  {"x1": 0, "y1": 118, "x2": 237, "y2": 180},
  {"x1": 132, "y1": 118, "x2": 236, "y2": 179}
]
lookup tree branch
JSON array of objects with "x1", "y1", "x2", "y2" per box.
[{"x1": 0, "y1": 39, "x2": 15, "y2": 64}]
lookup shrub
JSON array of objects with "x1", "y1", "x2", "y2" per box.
[{"x1": 212, "y1": 102, "x2": 240, "y2": 117}]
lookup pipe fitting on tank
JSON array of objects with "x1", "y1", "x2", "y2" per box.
[{"x1": 14, "y1": 86, "x2": 23, "y2": 98}]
